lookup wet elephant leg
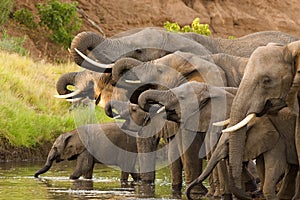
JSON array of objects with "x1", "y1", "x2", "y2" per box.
[
  {"x1": 120, "y1": 171, "x2": 130, "y2": 186},
  {"x1": 179, "y1": 130, "x2": 207, "y2": 195},
  {"x1": 71, "y1": 150, "x2": 94, "y2": 179},
  {"x1": 168, "y1": 136, "x2": 183, "y2": 198}
]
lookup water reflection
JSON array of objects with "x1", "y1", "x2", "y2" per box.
[{"x1": 0, "y1": 161, "x2": 176, "y2": 200}]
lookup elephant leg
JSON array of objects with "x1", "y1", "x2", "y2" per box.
[
  {"x1": 255, "y1": 156, "x2": 265, "y2": 193},
  {"x1": 263, "y1": 141, "x2": 286, "y2": 200},
  {"x1": 168, "y1": 136, "x2": 183, "y2": 199},
  {"x1": 179, "y1": 131, "x2": 207, "y2": 195},
  {"x1": 71, "y1": 150, "x2": 94, "y2": 179},
  {"x1": 278, "y1": 164, "x2": 298, "y2": 199},
  {"x1": 219, "y1": 159, "x2": 232, "y2": 200},
  {"x1": 120, "y1": 171, "x2": 130, "y2": 186}
]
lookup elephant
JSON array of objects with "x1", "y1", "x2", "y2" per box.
[
  {"x1": 74, "y1": 29, "x2": 298, "y2": 74},
  {"x1": 70, "y1": 27, "x2": 212, "y2": 73},
  {"x1": 182, "y1": 30, "x2": 298, "y2": 58},
  {"x1": 34, "y1": 122, "x2": 140, "y2": 185},
  {"x1": 55, "y1": 70, "x2": 126, "y2": 107},
  {"x1": 137, "y1": 81, "x2": 297, "y2": 199},
  {"x1": 186, "y1": 111, "x2": 298, "y2": 200},
  {"x1": 104, "y1": 100, "x2": 208, "y2": 198},
  {"x1": 137, "y1": 81, "x2": 238, "y2": 198},
  {"x1": 213, "y1": 40, "x2": 300, "y2": 199}
]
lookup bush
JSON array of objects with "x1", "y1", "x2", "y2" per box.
[
  {"x1": 0, "y1": 0, "x2": 14, "y2": 25},
  {"x1": 0, "y1": 30, "x2": 27, "y2": 56},
  {"x1": 164, "y1": 18, "x2": 211, "y2": 36},
  {"x1": 14, "y1": 8, "x2": 37, "y2": 29},
  {"x1": 37, "y1": 0, "x2": 82, "y2": 48}
]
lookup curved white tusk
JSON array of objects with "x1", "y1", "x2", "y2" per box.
[
  {"x1": 113, "y1": 115, "x2": 121, "y2": 119},
  {"x1": 125, "y1": 79, "x2": 142, "y2": 84},
  {"x1": 54, "y1": 89, "x2": 81, "y2": 99},
  {"x1": 74, "y1": 48, "x2": 113, "y2": 69},
  {"x1": 213, "y1": 118, "x2": 230, "y2": 127},
  {"x1": 65, "y1": 98, "x2": 82, "y2": 103},
  {"x1": 222, "y1": 113, "x2": 256, "y2": 133},
  {"x1": 156, "y1": 106, "x2": 166, "y2": 114}
]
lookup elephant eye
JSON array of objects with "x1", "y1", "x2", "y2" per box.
[
  {"x1": 261, "y1": 76, "x2": 273, "y2": 87},
  {"x1": 135, "y1": 49, "x2": 143, "y2": 54}
]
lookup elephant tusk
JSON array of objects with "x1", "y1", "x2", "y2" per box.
[
  {"x1": 222, "y1": 113, "x2": 256, "y2": 133},
  {"x1": 156, "y1": 106, "x2": 166, "y2": 114},
  {"x1": 125, "y1": 79, "x2": 142, "y2": 84},
  {"x1": 54, "y1": 89, "x2": 81, "y2": 99},
  {"x1": 113, "y1": 114, "x2": 121, "y2": 119},
  {"x1": 65, "y1": 97, "x2": 82, "y2": 102},
  {"x1": 74, "y1": 48, "x2": 113, "y2": 69},
  {"x1": 213, "y1": 118, "x2": 230, "y2": 127}
]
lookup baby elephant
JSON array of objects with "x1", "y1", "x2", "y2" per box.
[{"x1": 34, "y1": 122, "x2": 140, "y2": 185}]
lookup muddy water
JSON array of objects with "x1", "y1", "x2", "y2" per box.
[{"x1": 0, "y1": 161, "x2": 187, "y2": 200}]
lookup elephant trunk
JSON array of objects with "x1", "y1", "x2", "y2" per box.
[
  {"x1": 226, "y1": 81, "x2": 254, "y2": 199},
  {"x1": 70, "y1": 32, "x2": 104, "y2": 66},
  {"x1": 138, "y1": 89, "x2": 175, "y2": 111},
  {"x1": 34, "y1": 148, "x2": 57, "y2": 178},
  {"x1": 111, "y1": 58, "x2": 143, "y2": 86},
  {"x1": 56, "y1": 72, "x2": 78, "y2": 95},
  {"x1": 104, "y1": 100, "x2": 129, "y2": 118}
]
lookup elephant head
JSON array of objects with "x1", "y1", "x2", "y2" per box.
[
  {"x1": 34, "y1": 130, "x2": 85, "y2": 178},
  {"x1": 220, "y1": 41, "x2": 300, "y2": 197},
  {"x1": 138, "y1": 81, "x2": 237, "y2": 153},
  {"x1": 109, "y1": 51, "x2": 226, "y2": 103},
  {"x1": 70, "y1": 28, "x2": 211, "y2": 73},
  {"x1": 55, "y1": 70, "x2": 126, "y2": 107}
]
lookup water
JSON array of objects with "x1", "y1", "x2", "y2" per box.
[{"x1": 0, "y1": 161, "x2": 177, "y2": 200}]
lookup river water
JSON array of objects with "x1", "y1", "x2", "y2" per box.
[{"x1": 0, "y1": 161, "x2": 180, "y2": 200}]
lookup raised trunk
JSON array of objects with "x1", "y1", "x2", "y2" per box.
[
  {"x1": 111, "y1": 57, "x2": 142, "y2": 86},
  {"x1": 104, "y1": 100, "x2": 129, "y2": 118},
  {"x1": 138, "y1": 89, "x2": 175, "y2": 111},
  {"x1": 56, "y1": 72, "x2": 77, "y2": 95},
  {"x1": 34, "y1": 148, "x2": 57, "y2": 178},
  {"x1": 70, "y1": 32, "x2": 104, "y2": 66}
]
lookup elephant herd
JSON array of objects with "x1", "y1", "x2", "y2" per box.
[{"x1": 34, "y1": 27, "x2": 300, "y2": 200}]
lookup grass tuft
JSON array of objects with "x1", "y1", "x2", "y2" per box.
[{"x1": 0, "y1": 51, "x2": 112, "y2": 147}]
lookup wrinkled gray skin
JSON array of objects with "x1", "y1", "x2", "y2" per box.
[
  {"x1": 186, "y1": 111, "x2": 298, "y2": 200},
  {"x1": 70, "y1": 27, "x2": 212, "y2": 73},
  {"x1": 138, "y1": 81, "x2": 298, "y2": 199},
  {"x1": 104, "y1": 100, "x2": 208, "y2": 198},
  {"x1": 34, "y1": 123, "x2": 139, "y2": 184},
  {"x1": 183, "y1": 31, "x2": 298, "y2": 57},
  {"x1": 221, "y1": 41, "x2": 300, "y2": 199},
  {"x1": 56, "y1": 70, "x2": 126, "y2": 107},
  {"x1": 138, "y1": 81, "x2": 237, "y2": 198}
]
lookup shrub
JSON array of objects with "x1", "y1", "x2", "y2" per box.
[
  {"x1": 14, "y1": 8, "x2": 37, "y2": 29},
  {"x1": 37, "y1": 0, "x2": 82, "y2": 48},
  {"x1": 164, "y1": 18, "x2": 211, "y2": 36},
  {"x1": 0, "y1": 30, "x2": 27, "y2": 56},
  {"x1": 0, "y1": 0, "x2": 14, "y2": 25}
]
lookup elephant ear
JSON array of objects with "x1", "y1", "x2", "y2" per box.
[
  {"x1": 243, "y1": 117, "x2": 280, "y2": 161},
  {"x1": 183, "y1": 103, "x2": 211, "y2": 132},
  {"x1": 61, "y1": 129, "x2": 85, "y2": 160}
]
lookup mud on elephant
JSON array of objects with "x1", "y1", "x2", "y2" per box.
[{"x1": 34, "y1": 122, "x2": 140, "y2": 185}]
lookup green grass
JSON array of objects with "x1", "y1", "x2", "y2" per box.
[{"x1": 0, "y1": 51, "x2": 112, "y2": 147}]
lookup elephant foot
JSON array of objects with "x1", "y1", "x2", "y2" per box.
[
  {"x1": 135, "y1": 181, "x2": 155, "y2": 198},
  {"x1": 244, "y1": 179, "x2": 258, "y2": 193},
  {"x1": 69, "y1": 174, "x2": 80, "y2": 180},
  {"x1": 172, "y1": 183, "x2": 182, "y2": 199},
  {"x1": 187, "y1": 184, "x2": 208, "y2": 199},
  {"x1": 221, "y1": 194, "x2": 232, "y2": 200}
]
